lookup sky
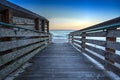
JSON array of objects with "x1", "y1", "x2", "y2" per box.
[{"x1": 8, "y1": 0, "x2": 120, "y2": 30}]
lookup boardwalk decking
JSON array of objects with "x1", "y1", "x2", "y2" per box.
[{"x1": 15, "y1": 43, "x2": 112, "y2": 80}]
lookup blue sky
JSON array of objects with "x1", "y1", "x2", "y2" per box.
[{"x1": 8, "y1": 0, "x2": 120, "y2": 30}]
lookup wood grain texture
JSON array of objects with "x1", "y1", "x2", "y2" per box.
[{"x1": 15, "y1": 43, "x2": 113, "y2": 80}]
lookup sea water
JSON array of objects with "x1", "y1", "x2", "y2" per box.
[{"x1": 50, "y1": 30, "x2": 74, "y2": 43}]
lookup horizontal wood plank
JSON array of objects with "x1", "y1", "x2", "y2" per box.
[
  {"x1": 0, "y1": 28, "x2": 49, "y2": 37},
  {"x1": 0, "y1": 45, "x2": 47, "y2": 80},
  {"x1": 73, "y1": 43, "x2": 83, "y2": 51},
  {"x1": 86, "y1": 31, "x2": 106, "y2": 37},
  {"x1": 84, "y1": 50, "x2": 120, "y2": 76},
  {"x1": 0, "y1": 28, "x2": 15, "y2": 37},
  {"x1": 107, "y1": 41, "x2": 120, "y2": 50},
  {"x1": 105, "y1": 52, "x2": 120, "y2": 64},
  {"x1": 0, "y1": 42, "x2": 45, "y2": 67},
  {"x1": 85, "y1": 39, "x2": 106, "y2": 47},
  {"x1": 107, "y1": 29, "x2": 120, "y2": 37},
  {"x1": 73, "y1": 40, "x2": 82, "y2": 46},
  {"x1": 16, "y1": 30, "x2": 48, "y2": 37},
  {"x1": 0, "y1": 38, "x2": 47, "y2": 52},
  {"x1": 85, "y1": 44, "x2": 105, "y2": 56},
  {"x1": 74, "y1": 38, "x2": 82, "y2": 41},
  {"x1": 84, "y1": 50, "x2": 105, "y2": 65}
]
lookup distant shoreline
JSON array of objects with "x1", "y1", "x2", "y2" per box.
[{"x1": 50, "y1": 30, "x2": 75, "y2": 31}]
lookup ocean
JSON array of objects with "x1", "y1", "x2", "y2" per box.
[{"x1": 50, "y1": 30, "x2": 74, "y2": 43}]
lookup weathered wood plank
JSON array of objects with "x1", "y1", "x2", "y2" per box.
[
  {"x1": 0, "y1": 27, "x2": 49, "y2": 37},
  {"x1": 72, "y1": 32, "x2": 81, "y2": 36},
  {"x1": 0, "y1": 45, "x2": 47, "y2": 80},
  {"x1": 73, "y1": 43, "x2": 82, "y2": 51},
  {"x1": 86, "y1": 31, "x2": 106, "y2": 37},
  {"x1": 0, "y1": 42, "x2": 45, "y2": 67},
  {"x1": 107, "y1": 29, "x2": 120, "y2": 37},
  {"x1": 0, "y1": 28, "x2": 15, "y2": 37},
  {"x1": 107, "y1": 41, "x2": 120, "y2": 50},
  {"x1": 84, "y1": 50, "x2": 105, "y2": 65},
  {"x1": 73, "y1": 40, "x2": 82, "y2": 46},
  {"x1": 14, "y1": 43, "x2": 114, "y2": 80},
  {"x1": 85, "y1": 44, "x2": 105, "y2": 56},
  {"x1": 85, "y1": 39, "x2": 106, "y2": 47},
  {"x1": 0, "y1": 38, "x2": 46, "y2": 52},
  {"x1": 84, "y1": 50, "x2": 120, "y2": 76},
  {"x1": 105, "y1": 52, "x2": 120, "y2": 64},
  {"x1": 74, "y1": 38, "x2": 82, "y2": 41},
  {"x1": 16, "y1": 30, "x2": 48, "y2": 37}
]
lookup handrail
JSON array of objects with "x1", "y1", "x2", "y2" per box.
[
  {"x1": 68, "y1": 17, "x2": 120, "y2": 76},
  {"x1": 0, "y1": 21, "x2": 49, "y2": 34},
  {"x1": 0, "y1": 21, "x2": 51, "y2": 80},
  {"x1": 71, "y1": 17, "x2": 120, "y2": 34},
  {"x1": 71, "y1": 22, "x2": 120, "y2": 34},
  {"x1": 0, "y1": 0, "x2": 48, "y2": 21}
]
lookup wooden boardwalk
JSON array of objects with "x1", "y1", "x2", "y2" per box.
[{"x1": 15, "y1": 43, "x2": 112, "y2": 80}]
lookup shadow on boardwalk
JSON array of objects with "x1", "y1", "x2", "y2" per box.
[{"x1": 15, "y1": 43, "x2": 112, "y2": 80}]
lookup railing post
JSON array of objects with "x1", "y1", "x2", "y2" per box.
[
  {"x1": 2, "y1": 9, "x2": 13, "y2": 23},
  {"x1": 68, "y1": 34, "x2": 70, "y2": 43},
  {"x1": 48, "y1": 33, "x2": 52, "y2": 43},
  {"x1": 69, "y1": 34, "x2": 71, "y2": 43},
  {"x1": 41, "y1": 20, "x2": 45, "y2": 32},
  {"x1": 81, "y1": 32, "x2": 86, "y2": 52},
  {"x1": 105, "y1": 28, "x2": 116, "y2": 70},
  {"x1": 46, "y1": 21, "x2": 49, "y2": 33},
  {"x1": 35, "y1": 18, "x2": 39, "y2": 30},
  {"x1": 71, "y1": 34, "x2": 74, "y2": 44}
]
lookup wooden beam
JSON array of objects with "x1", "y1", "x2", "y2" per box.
[
  {"x1": 84, "y1": 49, "x2": 120, "y2": 77},
  {"x1": 85, "y1": 39, "x2": 106, "y2": 47},
  {"x1": 71, "y1": 35, "x2": 74, "y2": 43},
  {"x1": 105, "y1": 28, "x2": 116, "y2": 70},
  {"x1": 86, "y1": 31, "x2": 106, "y2": 37},
  {"x1": 41, "y1": 20, "x2": 45, "y2": 32},
  {"x1": 35, "y1": 18, "x2": 39, "y2": 30},
  {"x1": 81, "y1": 32, "x2": 86, "y2": 52},
  {"x1": 74, "y1": 40, "x2": 82, "y2": 46},
  {"x1": 107, "y1": 29, "x2": 120, "y2": 37},
  {"x1": 46, "y1": 22, "x2": 49, "y2": 32},
  {"x1": 2, "y1": 9, "x2": 13, "y2": 24},
  {"x1": 85, "y1": 44, "x2": 105, "y2": 56},
  {"x1": 74, "y1": 38, "x2": 82, "y2": 41}
]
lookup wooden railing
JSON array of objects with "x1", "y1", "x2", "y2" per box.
[
  {"x1": 0, "y1": 22, "x2": 52, "y2": 79},
  {"x1": 69, "y1": 17, "x2": 120, "y2": 76}
]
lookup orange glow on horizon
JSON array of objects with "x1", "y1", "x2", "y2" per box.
[{"x1": 49, "y1": 18, "x2": 100, "y2": 30}]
